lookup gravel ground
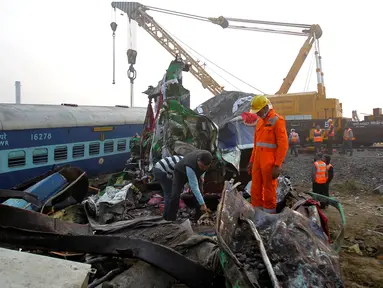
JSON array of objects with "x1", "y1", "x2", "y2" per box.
[{"x1": 282, "y1": 149, "x2": 383, "y2": 191}]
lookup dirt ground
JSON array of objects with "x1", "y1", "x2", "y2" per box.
[{"x1": 295, "y1": 177, "x2": 383, "y2": 287}]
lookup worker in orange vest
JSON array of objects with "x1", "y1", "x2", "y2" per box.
[
  {"x1": 313, "y1": 125, "x2": 323, "y2": 154},
  {"x1": 312, "y1": 153, "x2": 328, "y2": 208},
  {"x1": 326, "y1": 119, "x2": 335, "y2": 155},
  {"x1": 288, "y1": 128, "x2": 300, "y2": 157},
  {"x1": 342, "y1": 125, "x2": 354, "y2": 156},
  {"x1": 247, "y1": 95, "x2": 288, "y2": 214}
]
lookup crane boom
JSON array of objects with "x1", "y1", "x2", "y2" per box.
[
  {"x1": 111, "y1": 2, "x2": 225, "y2": 96},
  {"x1": 275, "y1": 24, "x2": 322, "y2": 95},
  {"x1": 209, "y1": 16, "x2": 323, "y2": 96}
]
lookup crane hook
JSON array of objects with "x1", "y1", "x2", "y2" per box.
[{"x1": 128, "y1": 64, "x2": 137, "y2": 84}]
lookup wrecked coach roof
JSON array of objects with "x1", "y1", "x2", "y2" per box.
[{"x1": 194, "y1": 91, "x2": 254, "y2": 128}]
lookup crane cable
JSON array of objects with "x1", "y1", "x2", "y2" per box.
[
  {"x1": 146, "y1": 5, "x2": 310, "y2": 36},
  {"x1": 161, "y1": 27, "x2": 241, "y2": 91},
  {"x1": 303, "y1": 50, "x2": 315, "y2": 92},
  {"x1": 162, "y1": 26, "x2": 266, "y2": 94}
]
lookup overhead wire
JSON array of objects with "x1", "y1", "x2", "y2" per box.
[{"x1": 161, "y1": 26, "x2": 266, "y2": 94}]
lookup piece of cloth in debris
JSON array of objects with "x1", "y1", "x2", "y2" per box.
[
  {"x1": 84, "y1": 183, "x2": 140, "y2": 224},
  {"x1": 303, "y1": 199, "x2": 330, "y2": 241},
  {"x1": 241, "y1": 112, "x2": 258, "y2": 126}
]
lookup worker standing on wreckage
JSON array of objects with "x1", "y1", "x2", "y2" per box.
[
  {"x1": 165, "y1": 150, "x2": 213, "y2": 221},
  {"x1": 247, "y1": 95, "x2": 289, "y2": 214}
]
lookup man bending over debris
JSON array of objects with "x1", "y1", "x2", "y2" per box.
[
  {"x1": 165, "y1": 150, "x2": 212, "y2": 221},
  {"x1": 247, "y1": 95, "x2": 289, "y2": 214},
  {"x1": 312, "y1": 153, "x2": 329, "y2": 209},
  {"x1": 153, "y1": 155, "x2": 184, "y2": 215}
]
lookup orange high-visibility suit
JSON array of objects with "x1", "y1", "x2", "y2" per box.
[{"x1": 249, "y1": 109, "x2": 288, "y2": 212}]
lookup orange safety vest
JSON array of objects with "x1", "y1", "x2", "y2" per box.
[
  {"x1": 314, "y1": 160, "x2": 328, "y2": 184},
  {"x1": 313, "y1": 129, "x2": 323, "y2": 142},
  {"x1": 328, "y1": 124, "x2": 335, "y2": 137},
  {"x1": 344, "y1": 128, "x2": 352, "y2": 140},
  {"x1": 290, "y1": 132, "x2": 299, "y2": 143}
]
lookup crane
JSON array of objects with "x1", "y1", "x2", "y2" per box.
[
  {"x1": 111, "y1": 2, "x2": 324, "y2": 98},
  {"x1": 111, "y1": 2, "x2": 224, "y2": 96},
  {"x1": 207, "y1": 16, "x2": 324, "y2": 97}
]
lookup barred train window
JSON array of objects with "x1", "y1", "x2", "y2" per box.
[
  {"x1": 33, "y1": 148, "x2": 48, "y2": 164},
  {"x1": 73, "y1": 144, "x2": 85, "y2": 158},
  {"x1": 117, "y1": 139, "x2": 127, "y2": 152},
  {"x1": 8, "y1": 150, "x2": 26, "y2": 168},
  {"x1": 89, "y1": 142, "x2": 100, "y2": 156},
  {"x1": 104, "y1": 140, "x2": 114, "y2": 154},
  {"x1": 54, "y1": 146, "x2": 67, "y2": 161}
]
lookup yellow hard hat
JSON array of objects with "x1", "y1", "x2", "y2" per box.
[{"x1": 250, "y1": 95, "x2": 270, "y2": 114}]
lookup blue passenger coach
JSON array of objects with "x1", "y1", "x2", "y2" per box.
[{"x1": 0, "y1": 104, "x2": 146, "y2": 189}]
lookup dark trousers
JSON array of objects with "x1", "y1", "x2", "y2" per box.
[
  {"x1": 342, "y1": 140, "x2": 353, "y2": 156},
  {"x1": 290, "y1": 143, "x2": 298, "y2": 157},
  {"x1": 153, "y1": 168, "x2": 173, "y2": 214},
  {"x1": 327, "y1": 136, "x2": 333, "y2": 155},
  {"x1": 313, "y1": 182, "x2": 329, "y2": 209},
  {"x1": 314, "y1": 142, "x2": 322, "y2": 154},
  {"x1": 166, "y1": 170, "x2": 187, "y2": 221}
]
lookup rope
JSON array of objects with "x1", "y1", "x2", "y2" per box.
[{"x1": 162, "y1": 27, "x2": 265, "y2": 94}]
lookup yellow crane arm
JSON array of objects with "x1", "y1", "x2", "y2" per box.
[
  {"x1": 276, "y1": 24, "x2": 322, "y2": 95},
  {"x1": 111, "y1": 2, "x2": 225, "y2": 96}
]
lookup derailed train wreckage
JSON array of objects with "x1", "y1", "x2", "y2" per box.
[
  {"x1": 0, "y1": 171, "x2": 346, "y2": 287},
  {"x1": 0, "y1": 60, "x2": 346, "y2": 287}
]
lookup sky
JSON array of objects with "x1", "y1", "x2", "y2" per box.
[{"x1": 0, "y1": 0, "x2": 381, "y2": 118}]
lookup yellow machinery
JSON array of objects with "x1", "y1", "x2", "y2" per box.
[{"x1": 111, "y1": 2, "x2": 342, "y2": 119}]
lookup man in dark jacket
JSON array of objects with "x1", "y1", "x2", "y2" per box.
[{"x1": 165, "y1": 150, "x2": 213, "y2": 221}]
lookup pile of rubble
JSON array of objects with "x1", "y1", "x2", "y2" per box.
[
  {"x1": 233, "y1": 223, "x2": 271, "y2": 286},
  {"x1": 282, "y1": 150, "x2": 383, "y2": 191}
]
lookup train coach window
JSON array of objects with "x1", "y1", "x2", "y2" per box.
[
  {"x1": 73, "y1": 144, "x2": 85, "y2": 158},
  {"x1": 117, "y1": 139, "x2": 127, "y2": 152},
  {"x1": 54, "y1": 146, "x2": 67, "y2": 161},
  {"x1": 104, "y1": 140, "x2": 114, "y2": 154},
  {"x1": 89, "y1": 142, "x2": 100, "y2": 156},
  {"x1": 33, "y1": 148, "x2": 48, "y2": 164},
  {"x1": 8, "y1": 150, "x2": 26, "y2": 168}
]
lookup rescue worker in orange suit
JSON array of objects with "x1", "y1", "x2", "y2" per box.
[
  {"x1": 313, "y1": 125, "x2": 323, "y2": 154},
  {"x1": 312, "y1": 153, "x2": 328, "y2": 209},
  {"x1": 247, "y1": 95, "x2": 288, "y2": 214},
  {"x1": 342, "y1": 125, "x2": 353, "y2": 156},
  {"x1": 326, "y1": 119, "x2": 335, "y2": 155},
  {"x1": 288, "y1": 128, "x2": 300, "y2": 157}
]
